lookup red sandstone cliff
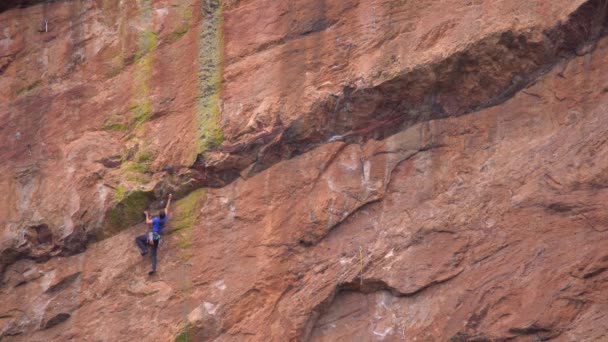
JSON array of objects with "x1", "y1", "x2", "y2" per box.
[{"x1": 2, "y1": 0, "x2": 608, "y2": 341}]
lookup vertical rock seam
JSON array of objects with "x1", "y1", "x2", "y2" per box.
[{"x1": 198, "y1": 0, "x2": 224, "y2": 154}]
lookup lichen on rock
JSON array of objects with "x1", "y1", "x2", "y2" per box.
[
  {"x1": 172, "y1": 189, "x2": 206, "y2": 255},
  {"x1": 197, "y1": 0, "x2": 224, "y2": 154},
  {"x1": 107, "y1": 190, "x2": 154, "y2": 231}
]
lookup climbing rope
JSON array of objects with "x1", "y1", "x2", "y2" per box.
[
  {"x1": 359, "y1": 245, "x2": 364, "y2": 286},
  {"x1": 181, "y1": 262, "x2": 193, "y2": 341},
  {"x1": 372, "y1": 0, "x2": 376, "y2": 32}
]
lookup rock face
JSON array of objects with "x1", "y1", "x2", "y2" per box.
[{"x1": 2, "y1": 0, "x2": 608, "y2": 340}]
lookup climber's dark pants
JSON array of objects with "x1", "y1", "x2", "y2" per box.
[{"x1": 135, "y1": 234, "x2": 160, "y2": 272}]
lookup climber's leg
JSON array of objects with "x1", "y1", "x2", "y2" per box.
[
  {"x1": 136, "y1": 234, "x2": 148, "y2": 255},
  {"x1": 149, "y1": 238, "x2": 159, "y2": 275}
]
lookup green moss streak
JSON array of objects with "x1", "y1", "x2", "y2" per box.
[
  {"x1": 126, "y1": 173, "x2": 151, "y2": 184},
  {"x1": 103, "y1": 123, "x2": 129, "y2": 132},
  {"x1": 174, "y1": 331, "x2": 187, "y2": 342},
  {"x1": 134, "y1": 30, "x2": 158, "y2": 63},
  {"x1": 114, "y1": 148, "x2": 154, "y2": 186},
  {"x1": 197, "y1": 0, "x2": 224, "y2": 154},
  {"x1": 131, "y1": 29, "x2": 156, "y2": 128},
  {"x1": 137, "y1": 150, "x2": 153, "y2": 163},
  {"x1": 124, "y1": 161, "x2": 148, "y2": 173},
  {"x1": 103, "y1": 111, "x2": 131, "y2": 132},
  {"x1": 115, "y1": 185, "x2": 126, "y2": 202},
  {"x1": 172, "y1": 189, "x2": 206, "y2": 252},
  {"x1": 125, "y1": 0, "x2": 157, "y2": 135},
  {"x1": 109, "y1": 190, "x2": 153, "y2": 230},
  {"x1": 129, "y1": 100, "x2": 153, "y2": 128},
  {"x1": 16, "y1": 80, "x2": 42, "y2": 96}
]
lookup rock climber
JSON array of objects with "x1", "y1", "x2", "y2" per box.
[{"x1": 135, "y1": 193, "x2": 172, "y2": 275}]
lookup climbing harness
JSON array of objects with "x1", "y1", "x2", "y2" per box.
[{"x1": 147, "y1": 232, "x2": 160, "y2": 245}]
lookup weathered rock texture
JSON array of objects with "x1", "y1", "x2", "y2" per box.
[{"x1": 2, "y1": 0, "x2": 608, "y2": 341}]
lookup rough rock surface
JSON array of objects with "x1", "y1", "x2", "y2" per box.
[{"x1": 2, "y1": 0, "x2": 608, "y2": 341}]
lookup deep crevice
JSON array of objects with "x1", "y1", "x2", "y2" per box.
[
  {"x1": 44, "y1": 272, "x2": 80, "y2": 295},
  {"x1": 43, "y1": 313, "x2": 70, "y2": 330}
]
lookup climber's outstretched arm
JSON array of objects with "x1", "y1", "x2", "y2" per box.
[
  {"x1": 144, "y1": 211, "x2": 153, "y2": 224},
  {"x1": 165, "y1": 194, "x2": 173, "y2": 218}
]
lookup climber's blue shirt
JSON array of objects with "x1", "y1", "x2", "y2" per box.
[{"x1": 152, "y1": 217, "x2": 166, "y2": 233}]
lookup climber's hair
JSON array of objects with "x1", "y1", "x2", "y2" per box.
[{"x1": 159, "y1": 210, "x2": 166, "y2": 219}]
